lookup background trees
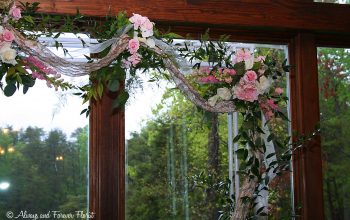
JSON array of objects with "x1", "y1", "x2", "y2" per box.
[
  {"x1": 0, "y1": 126, "x2": 88, "y2": 219},
  {"x1": 318, "y1": 47, "x2": 350, "y2": 219}
]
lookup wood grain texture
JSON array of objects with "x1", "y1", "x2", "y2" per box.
[
  {"x1": 289, "y1": 33, "x2": 325, "y2": 220},
  {"x1": 89, "y1": 90, "x2": 125, "y2": 220},
  {"x1": 23, "y1": 0, "x2": 350, "y2": 34}
]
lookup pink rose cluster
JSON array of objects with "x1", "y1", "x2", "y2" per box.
[
  {"x1": 234, "y1": 70, "x2": 259, "y2": 102},
  {"x1": 129, "y1": 13, "x2": 154, "y2": 38},
  {"x1": 122, "y1": 14, "x2": 155, "y2": 68},
  {"x1": 197, "y1": 67, "x2": 236, "y2": 84},
  {"x1": 123, "y1": 38, "x2": 142, "y2": 67},
  {"x1": 9, "y1": 4, "x2": 22, "y2": 21}
]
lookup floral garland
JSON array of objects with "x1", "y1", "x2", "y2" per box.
[
  {"x1": 190, "y1": 49, "x2": 287, "y2": 121},
  {"x1": 0, "y1": 2, "x2": 307, "y2": 219}
]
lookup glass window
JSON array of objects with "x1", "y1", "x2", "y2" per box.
[
  {"x1": 0, "y1": 35, "x2": 89, "y2": 219},
  {"x1": 318, "y1": 47, "x2": 350, "y2": 219},
  {"x1": 125, "y1": 42, "x2": 293, "y2": 219}
]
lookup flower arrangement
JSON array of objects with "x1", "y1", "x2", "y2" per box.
[
  {"x1": 188, "y1": 46, "x2": 289, "y2": 122},
  {"x1": 0, "y1": 2, "x2": 318, "y2": 220}
]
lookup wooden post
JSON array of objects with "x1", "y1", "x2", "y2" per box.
[
  {"x1": 289, "y1": 33, "x2": 325, "y2": 220},
  {"x1": 89, "y1": 90, "x2": 125, "y2": 220}
]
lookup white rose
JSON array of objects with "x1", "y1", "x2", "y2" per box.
[
  {"x1": 146, "y1": 38, "x2": 155, "y2": 48},
  {"x1": 141, "y1": 28, "x2": 153, "y2": 38},
  {"x1": 0, "y1": 26, "x2": 4, "y2": 34},
  {"x1": 245, "y1": 56, "x2": 254, "y2": 70},
  {"x1": 256, "y1": 76, "x2": 272, "y2": 94},
  {"x1": 0, "y1": 46, "x2": 17, "y2": 65},
  {"x1": 217, "y1": 87, "x2": 232, "y2": 101},
  {"x1": 208, "y1": 95, "x2": 219, "y2": 106}
]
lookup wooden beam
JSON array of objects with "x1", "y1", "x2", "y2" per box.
[{"x1": 23, "y1": 0, "x2": 350, "y2": 34}]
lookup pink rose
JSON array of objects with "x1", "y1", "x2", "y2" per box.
[
  {"x1": 234, "y1": 80, "x2": 259, "y2": 102},
  {"x1": 243, "y1": 70, "x2": 257, "y2": 82},
  {"x1": 2, "y1": 30, "x2": 14, "y2": 42},
  {"x1": 235, "y1": 49, "x2": 252, "y2": 62},
  {"x1": 275, "y1": 87, "x2": 283, "y2": 95},
  {"x1": 9, "y1": 5, "x2": 21, "y2": 20},
  {"x1": 141, "y1": 18, "x2": 153, "y2": 31},
  {"x1": 128, "y1": 38, "x2": 140, "y2": 54},
  {"x1": 127, "y1": 53, "x2": 141, "y2": 66},
  {"x1": 129, "y1": 13, "x2": 147, "y2": 30},
  {"x1": 267, "y1": 99, "x2": 278, "y2": 110}
]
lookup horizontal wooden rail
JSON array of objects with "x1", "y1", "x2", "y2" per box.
[{"x1": 24, "y1": 0, "x2": 350, "y2": 35}]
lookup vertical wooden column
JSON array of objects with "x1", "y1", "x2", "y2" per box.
[
  {"x1": 290, "y1": 33, "x2": 324, "y2": 220},
  {"x1": 89, "y1": 90, "x2": 125, "y2": 220}
]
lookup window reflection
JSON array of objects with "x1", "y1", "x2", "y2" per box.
[
  {"x1": 318, "y1": 47, "x2": 350, "y2": 219},
  {"x1": 125, "y1": 43, "x2": 292, "y2": 219}
]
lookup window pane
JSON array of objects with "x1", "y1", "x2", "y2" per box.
[
  {"x1": 0, "y1": 44, "x2": 89, "y2": 219},
  {"x1": 126, "y1": 43, "x2": 293, "y2": 219},
  {"x1": 318, "y1": 47, "x2": 350, "y2": 219}
]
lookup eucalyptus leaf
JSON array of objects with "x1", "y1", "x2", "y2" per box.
[
  {"x1": 4, "y1": 84, "x2": 16, "y2": 97},
  {"x1": 108, "y1": 80, "x2": 120, "y2": 92},
  {"x1": 112, "y1": 90, "x2": 129, "y2": 109}
]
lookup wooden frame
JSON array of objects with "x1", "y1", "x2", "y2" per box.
[{"x1": 24, "y1": 0, "x2": 350, "y2": 219}]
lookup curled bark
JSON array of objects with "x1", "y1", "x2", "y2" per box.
[
  {"x1": 230, "y1": 150, "x2": 264, "y2": 220},
  {"x1": 9, "y1": 27, "x2": 130, "y2": 76}
]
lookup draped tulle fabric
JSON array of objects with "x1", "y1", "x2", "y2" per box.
[{"x1": 7, "y1": 24, "x2": 237, "y2": 113}]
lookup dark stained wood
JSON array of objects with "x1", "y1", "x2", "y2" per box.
[
  {"x1": 89, "y1": 90, "x2": 125, "y2": 220},
  {"x1": 289, "y1": 33, "x2": 324, "y2": 220},
  {"x1": 24, "y1": 0, "x2": 350, "y2": 34}
]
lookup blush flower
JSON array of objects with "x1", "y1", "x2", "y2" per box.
[
  {"x1": 2, "y1": 30, "x2": 15, "y2": 42},
  {"x1": 235, "y1": 49, "x2": 252, "y2": 62},
  {"x1": 9, "y1": 4, "x2": 21, "y2": 21},
  {"x1": 267, "y1": 99, "x2": 279, "y2": 110},
  {"x1": 128, "y1": 38, "x2": 140, "y2": 54},
  {"x1": 129, "y1": 14, "x2": 147, "y2": 30},
  {"x1": 275, "y1": 87, "x2": 283, "y2": 95},
  {"x1": 243, "y1": 70, "x2": 257, "y2": 82},
  {"x1": 127, "y1": 53, "x2": 141, "y2": 66},
  {"x1": 234, "y1": 79, "x2": 259, "y2": 102},
  {"x1": 255, "y1": 56, "x2": 265, "y2": 62}
]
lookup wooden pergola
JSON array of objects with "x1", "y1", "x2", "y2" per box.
[{"x1": 24, "y1": 0, "x2": 350, "y2": 219}]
